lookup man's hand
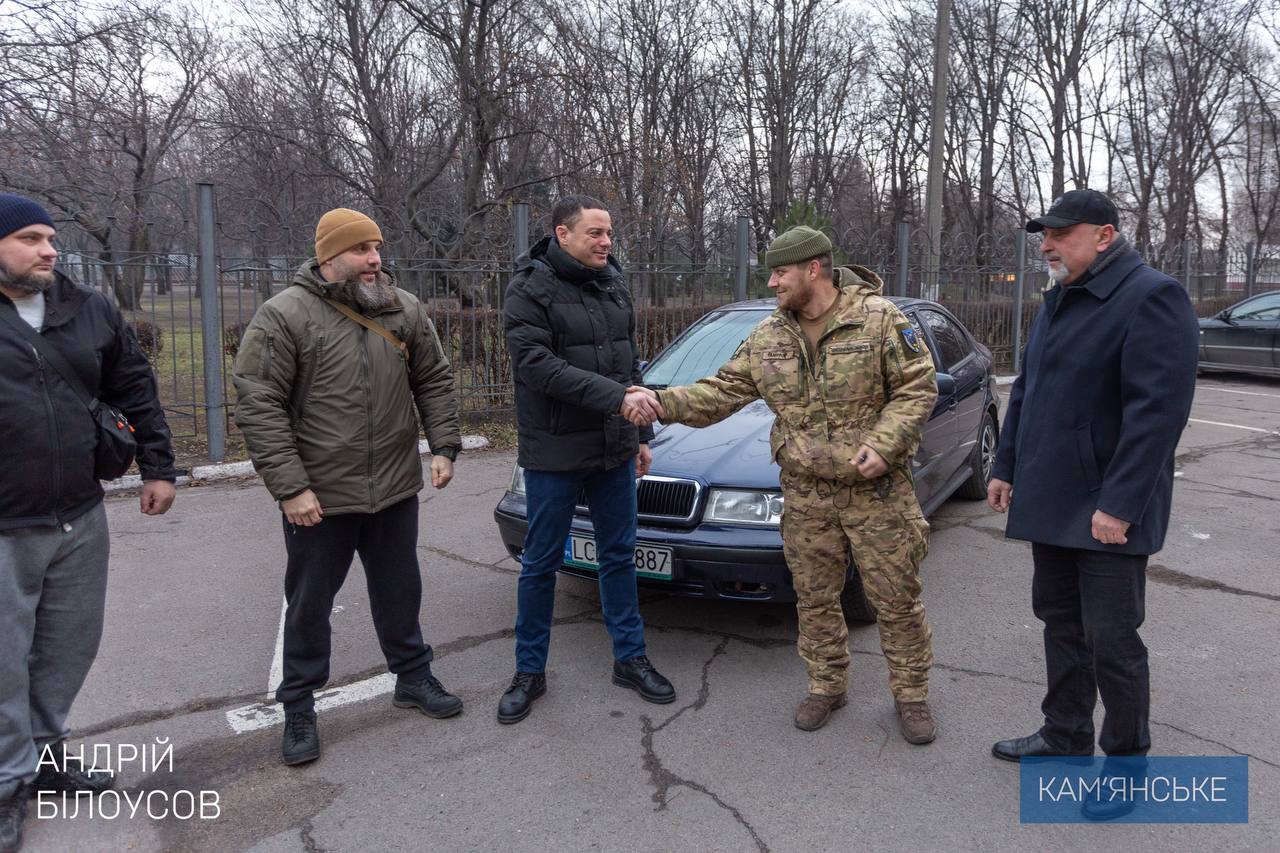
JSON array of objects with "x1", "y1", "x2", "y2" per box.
[
  {"x1": 282, "y1": 489, "x2": 323, "y2": 526},
  {"x1": 987, "y1": 478, "x2": 1013, "y2": 513},
  {"x1": 1091, "y1": 509, "x2": 1130, "y2": 545},
  {"x1": 621, "y1": 386, "x2": 664, "y2": 427},
  {"x1": 853, "y1": 444, "x2": 889, "y2": 479},
  {"x1": 636, "y1": 443, "x2": 652, "y2": 478},
  {"x1": 431, "y1": 455, "x2": 454, "y2": 489},
  {"x1": 139, "y1": 480, "x2": 175, "y2": 516}
]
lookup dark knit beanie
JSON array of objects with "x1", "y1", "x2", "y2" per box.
[
  {"x1": 764, "y1": 226, "x2": 833, "y2": 268},
  {"x1": 0, "y1": 194, "x2": 56, "y2": 240}
]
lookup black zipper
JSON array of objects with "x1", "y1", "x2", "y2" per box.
[
  {"x1": 261, "y1": 332, "x2": 275, "y2": 379},
  {"x1": 32, "y1": 346, "x2": 64, "y2": 521}
]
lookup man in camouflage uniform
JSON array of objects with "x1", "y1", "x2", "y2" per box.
[{"x1": 645, "y1": 226, "x2": 939, "y2": 742}]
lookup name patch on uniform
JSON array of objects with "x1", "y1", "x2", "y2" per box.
[
  {"x1": 896, "y1": 322, "x2": 922, "y2": 355},
  {"x1": 828, "y1": 341, "x2": 872, "y2": 355},
  {"x1": 761, "y1": 349, "x2": 798, "y2": 360}
]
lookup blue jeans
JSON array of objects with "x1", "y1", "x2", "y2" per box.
[{"x1": 516, "y1": 460, "x2": 646, "y2": 673}]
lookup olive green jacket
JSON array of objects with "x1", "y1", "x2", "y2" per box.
[
  {"x1": 657, "y1": 266, "x2": 937, "y2": 483},
  {"x1": 232, "y1": 261, "x2": 460, "y2": 514}
]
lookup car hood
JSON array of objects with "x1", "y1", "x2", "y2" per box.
[{"x1": 647, "y1": 400, "x2": 781, "y2": 490}]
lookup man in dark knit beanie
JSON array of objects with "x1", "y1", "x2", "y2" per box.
[
  {"x1": 0, "y1": 194, "x2": 57, "y2": 294},
  {"x1": 0, "y1": 194, "x2": 175, "y2": 853}
]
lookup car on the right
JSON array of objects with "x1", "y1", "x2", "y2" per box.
[{"x1": 1198, "y1": 291, "x2": 1280, "y2": 377}]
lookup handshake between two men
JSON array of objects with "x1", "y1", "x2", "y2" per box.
[
  {"x1": 620, "y1": 385, "x2": 664, "y2": 427},
  {"x1": 614, "y1": 384, "x2": 891, "y2": 479}
]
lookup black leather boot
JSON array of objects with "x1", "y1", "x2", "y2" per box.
[
  {"x1": 393, "y1": 674, "x2": 463, "y2": 718},
  {"x1": 497, "y1": 672, "x2": 546, "y2": 724},
  {"x1": 612, "y1": 656, "x2": 675, "y2": 704},
  {"x1": 281, "y1": 710, "x2": 321, "y2": 766}
]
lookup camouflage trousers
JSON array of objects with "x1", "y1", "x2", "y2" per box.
[{"x1": 779, "y1": 467, "x2": 933, "y2": 702}]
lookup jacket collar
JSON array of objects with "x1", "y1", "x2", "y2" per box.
[
  {"x1": 292, "y1": 258, "x2": 403, "y2": 316},
  {"x1": 522, "y1": 235, "x2": 623, "y2": 291},
  {"x1": 2, "y1": 271, "x2": 91, "y2": 330},
  {"x1": 774, "y1": 265, "x2": 883, "y2": 331},
  {"x1": 1081, "y1": 247, "x2": 1143, "y2": 301}
]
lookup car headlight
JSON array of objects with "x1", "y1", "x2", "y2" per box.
[
  {"x1": 703, "y1": 489, "x2": 784, "y2": 526},
  {"x1": 510, "y1": 464, "x2": 526, "y2": 496}
]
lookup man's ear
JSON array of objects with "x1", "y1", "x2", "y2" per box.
[
  {"x1": 554, "y1": 224, "x2": 569, "y2": 243},
  {"x1": 1097, "y1": 224, "x2": 1116, "y2": 252}
]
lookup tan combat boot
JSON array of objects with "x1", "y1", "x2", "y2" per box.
[
  {"x1": 895, "y1": 699, "x2": 936, "y2": 744},
  {"x1": 794, "y1": 693, "x2": 846, "y2": 731}
]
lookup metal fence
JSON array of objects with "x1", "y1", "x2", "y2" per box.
[{"x1": 58, "y1": 183, "x2": 1280, "y2": 462}]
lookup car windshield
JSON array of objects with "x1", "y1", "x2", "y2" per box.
[{"x1": 643, "y1": 308, "x2": 773, "y2": 388}]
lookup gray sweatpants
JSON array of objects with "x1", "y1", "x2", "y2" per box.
[{"x1": 0, "y1": 503, "x2": 109, "y2": 799}]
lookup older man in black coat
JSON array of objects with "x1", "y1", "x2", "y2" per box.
[{"x1": 987, "y1": 190, "x2": 1198, "y2": 763}]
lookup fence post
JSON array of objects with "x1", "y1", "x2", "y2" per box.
[
  {"x1": 1182, "y1": 242, "x2": 1193, "y2": 295},
  {"x1": 196, "y1": 182, "x2": 225, "y2": 463},
  {"x1": 895, "y1": 222, "x2": 911, "y2": 298},
  {"x1": 733, "y1": 215, "x2": 749, "y2": 302},
  {"x1": 1244, "y1": 242, "x2": 1256, "y2": 298},
  {"x1": 513, "y1": 202, "x2": 530, "y2": 267},
  {"x1": 1012, "y1": 229, "x2": 1026, "y2": 374}
]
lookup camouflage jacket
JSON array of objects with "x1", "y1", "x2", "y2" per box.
[{"x1": 657, "y1": 266, "x2": 937, "y2": 484}]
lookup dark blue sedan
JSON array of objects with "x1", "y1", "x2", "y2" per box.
[{"x1": 493, "y1": 297, "x2": 1000, "y2": 622}]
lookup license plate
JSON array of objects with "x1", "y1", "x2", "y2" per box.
[{"x1": 563, "y1": 535, "x2": 673, "y2": 580}]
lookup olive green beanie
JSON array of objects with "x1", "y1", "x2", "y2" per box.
[{"x1": 764, "y1": 226, "x2": 833, "y2": 268}]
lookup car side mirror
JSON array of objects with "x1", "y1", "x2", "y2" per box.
[
  {"x1": 936, "y1": 373, "x2": 956, "y2": 396},
  {"x1": 1217, "y1": 309, "x2": 1235, "y2": 324},
  {"x1": 638, "y1": 360, "x2": 648, "y2": 372}
]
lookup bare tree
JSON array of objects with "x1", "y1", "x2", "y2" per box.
[{"x1": 1, "y1": 2, "x2": 216, "y2": 308}]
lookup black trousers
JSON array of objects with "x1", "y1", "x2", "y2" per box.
[
  {"x1": 276, "y1": 495, "x2": 433, "y2": 713},
  {"x1": 1031, "y1": 543, "x2": 1151, "y2": 756}
]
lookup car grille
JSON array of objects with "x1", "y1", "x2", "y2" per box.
[{"x1": 575, "y1": 476, "x2": 701, "y2": 524}]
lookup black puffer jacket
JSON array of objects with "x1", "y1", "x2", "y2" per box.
[
  {"x1": 0, "y1": 272, "x2": 175, "y2": 530},
  {"x1": 504, "y1": 236, "x2": 653, "y2": 472}
]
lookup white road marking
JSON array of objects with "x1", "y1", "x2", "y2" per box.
[
  {"x1": 229, "y1": 674, "x2": 396, "y2": 734},
  {"x1": 1195, "y1": 385, "x2": 1280, "y2": 400},
  {"x1": 239, "y1": 595, "x2": 392, "y2": 731},
  {"x1": 267, "y1": 596, "x2": 287, "y2": 699},
  {"x1": 1187, "y1": 418, "x2": 1279, "y2": 434}
]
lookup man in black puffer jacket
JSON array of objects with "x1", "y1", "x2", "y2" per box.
[
  {"x1": 0, "y1": 194, "x2": 175, "y2": 853},
  {"x1": 497, "y1": 195, "x2": 675, "y2": 724}
]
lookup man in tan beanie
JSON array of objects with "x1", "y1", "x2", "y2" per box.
[
  {"x1": 233, "y1": 209, "x2": 463, "y2": 766},
  {"x1": 636, "y1": 225, "x2": 940, "y2": 743}
]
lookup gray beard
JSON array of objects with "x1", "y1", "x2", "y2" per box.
[
  {"x1": 328, "y1": 271, "x2": 398, "y2": 313},
  {"x1": 0, "y1": 262, "x2": 52, "y2": 295}
]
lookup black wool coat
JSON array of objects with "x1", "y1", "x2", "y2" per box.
[{"x1": 991, "y1": 248, "x2": 1199, "y2": 555}]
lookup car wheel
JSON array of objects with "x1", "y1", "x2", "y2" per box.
[
  {"x1": 956, "y1": 409, "x2": 998, "y2": 500},
  {"x1": 841, "y1": 568, "x2": 877, "y2": 624}
]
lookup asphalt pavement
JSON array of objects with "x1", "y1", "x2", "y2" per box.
[{"x1": 19, "y1": 375, "x2": 1280, "y2": 852}]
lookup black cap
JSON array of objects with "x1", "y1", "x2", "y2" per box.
[{"x1": 1025, "y1": 189, "x2": 1119, "y2": 233}]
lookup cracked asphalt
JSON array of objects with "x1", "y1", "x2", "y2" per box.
[{"x1": 20, "y1": 375, "x2": 1280, "y2": 852}]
